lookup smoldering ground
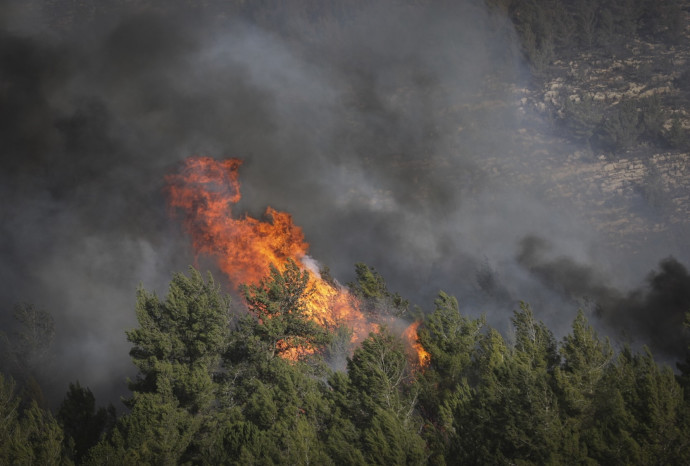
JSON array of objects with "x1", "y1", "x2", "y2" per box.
[{"x1": 0, "y1": 1, "x2": 687, "y2": 406}]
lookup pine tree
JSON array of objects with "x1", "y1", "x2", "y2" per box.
[
  {"x1": 349, "y1": 263, "x2": 409, "y2": 318},
  {"x1": 346, "y1": 330, "x2": 425, "y2": 464},
  {"x1": 58, "y1": 381, "x2": 116, "y2": 463},
  {"x1": 241, "y1": 259, "x2": 331, "y2": 359},
  {"x1": 416, "y1": 291, "x2": 484, "y2": 458},
  {"x1": 127, "y1": 268, "x2": 231, "y2": 413},
  {"x1": 0, "y1": 373, "x2": 65, "y2": 465},
  {"x1": 453, "y1": 305, "x2": 563, "y2": 464},
  {"x1": 555, "y1": 310, "x2": 613, "y2": 418},
  {"x1": 89, "y1": 268, "x2": 232, "y2": 463}
]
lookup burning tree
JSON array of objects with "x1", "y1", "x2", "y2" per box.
[
  {"x1": 165, "y1": 156, "x2": 421, "y2": 362},
  {"x1": 241, "y1": 259, "x2": 331, "y2": 359}
]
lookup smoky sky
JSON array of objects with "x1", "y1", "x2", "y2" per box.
[
  {"x1": 1, "y1": 1, "x2": 687, "y2": 406},
  {"x1": 517, "y1": 236, "x2": 690, "y2": 360}
]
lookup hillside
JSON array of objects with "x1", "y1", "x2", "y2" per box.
[{"x1": 507, "y1": 0, "x2": 690, "y2": 256}]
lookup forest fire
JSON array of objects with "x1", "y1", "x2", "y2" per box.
[
  {"x1": 166, "y1": 156, "x2": 424, "y2": 363},
  {"x1": 166, "y1": 156, "x2": 375, "y2": 347},
  {"x1": 403, "y1": 321, "x2": 431, "y2": 367},
  {"x1": 166, "y1": 157, "x2": 307, "y2": 286}
]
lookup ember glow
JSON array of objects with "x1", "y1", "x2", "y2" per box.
[{"x1": 166, "y1": 156, "x2": 377, "y2": 347}]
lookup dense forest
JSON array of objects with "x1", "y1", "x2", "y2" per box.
[
  {"x1": 1, "y1": 262, "x2": 689, "y2": 464},
  {"x1": 2, "y1": 0, "x2": 690, "y2": 464}
]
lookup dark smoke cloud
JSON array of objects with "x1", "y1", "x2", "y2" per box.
[
  {"x1": 613, "y1": 258, "x2": 690, "y2": 359},
  {"x1": 0, "y1": 1, "x2": 687, "y2": 406},
  {"x1": 517, "y1": 235, "x2": 690, "y2": 360},
  {"x1": 516, "y1": 236, "x2": 620, "y2": 302},
  {"x1": 0, "y1": 9, "x2": 221, "y2": 405}
]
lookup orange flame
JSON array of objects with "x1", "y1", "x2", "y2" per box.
[
  {"x1": 165, "y1": 156, "x2": 375, "y2": 356},
  {"x1": 402, "y1": 321, "x2": 430, "y2": 367},
  {"x1": 166, "y1": 157, "x2": 308, "y2": 286}
]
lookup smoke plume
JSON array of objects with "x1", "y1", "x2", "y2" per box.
[{"x1": 517, "y1": 236, "x2": 690, "y2": 360}]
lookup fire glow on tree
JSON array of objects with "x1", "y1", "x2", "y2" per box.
[{"x1": 166, "y1": 156, "x2": 428, "y2": 365}]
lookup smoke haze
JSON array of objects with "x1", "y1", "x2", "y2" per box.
[
  {"x1": 517, "y1": 236, "x2": 690, "y2": 360},
  {"x1": 0, "y1": 1, "x2": 687, "y2": 405}
]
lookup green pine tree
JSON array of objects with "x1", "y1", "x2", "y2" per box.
[{"x1": 241, "y1": 259, "x2": 331, "y2": 359}]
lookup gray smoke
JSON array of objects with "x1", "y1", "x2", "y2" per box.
[
  {"x1": 517, "y1": 236, "x2": 690, "y2": 361},
  {"x1": 0, "y1": 1, "x2": 687, "y2": 406}
]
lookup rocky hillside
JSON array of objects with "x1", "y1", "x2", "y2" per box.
[{"x1": 500, "y1": 5, "x2": 690, "y2": 258}]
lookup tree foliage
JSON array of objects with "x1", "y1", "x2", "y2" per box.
[
  {"x1": 0, "y1": 303, "x2": 55, "y2": 388},
  {"x1": 241, "y1": 259, "x2": 331, "y2": 359},
  {"x1": 58, "y1": 381, "x2": 116, "y2": 464},
  {"x1": 349, "y1": 262, "x2": 410, "y2": 318},
  {"x1": 0, "y1": 373, "x2": 64, "y2": 465},
  {"x1": 1, "y1": 264, "x2": 689, "y2": 464}
]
